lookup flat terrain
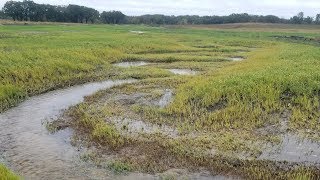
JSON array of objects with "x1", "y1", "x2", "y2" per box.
[
  {"x1": 0, "y1": 23, "x2": 320, "y2": 179},
  {"x1": 169, "y1": 23, "x2": 320, "y2": 33}
]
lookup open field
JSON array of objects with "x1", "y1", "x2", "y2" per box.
[{"x1": 0, "y1": 22, "x2": 320, "y2": 179}]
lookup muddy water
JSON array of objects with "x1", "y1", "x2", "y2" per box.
[
  {"x1": 168, "y1": 69, "x2": 198, "y2": 75},
  {"x1": 0, "y1": 80, "x2": 136, "y2": 179},
  {"x1": 114, "y1": 61, "x2": 150, "y2": 67},
  {"x1": 259, "y1": 133, "x2": 320, "y2": 164}
]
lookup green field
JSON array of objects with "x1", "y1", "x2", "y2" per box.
[{"x1": 1, "y1": 22, "x2": 320, "y2": 179}]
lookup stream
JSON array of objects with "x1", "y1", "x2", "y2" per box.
[{"x1": 0, "y1": 80, "x2": 136, "y2": 179}]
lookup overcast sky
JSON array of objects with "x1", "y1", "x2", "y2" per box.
[{"x1": 0, "y1": 0, "x2": 319, "y2": 18}]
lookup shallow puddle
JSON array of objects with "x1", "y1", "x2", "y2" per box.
[
  {"x1": 0, "y1": 80, "x2": 137, "y2": 179},
  {"x1": 158, "y1": 89, "x2": 173, "y2": 108},
  {"x1": 168, "y1": 69, "x2": 198, "y2": 75},
  {"x1": 114, "y1": 61, "x2": 150, "y2": 67},
  {"x1": 259, "y1": 133, "x2": 320, "y2": 164},
  {"x1": 130, "y1": 31, "x2": 145, "y2": 34},
  {"x1": 228, "y1": 56, "x2": 245, "y2": 61}
]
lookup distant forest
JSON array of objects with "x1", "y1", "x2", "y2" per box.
[{"x1": 1, "y1": 0, "x2": 320, "y2": 25}]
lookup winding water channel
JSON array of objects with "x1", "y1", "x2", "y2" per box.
[
  {"x1": 0, "y1": 80, "x2": 136, "y2": 179},
  {"x1": 0, "y1": 79, "x2": 224, "y2": 179}
]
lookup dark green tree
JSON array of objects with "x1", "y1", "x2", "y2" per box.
[
  {"x1": 0, "y1": 10, "x2": 5, "y2": 19},
  {"x1": 83, "y1": 7, "x2": 99, "y2": 23},
  {"x1": 101, "y1": 11, "x2": 126, "y2": 24},
  {"x1": 290, "y1": 12, "x2": 304, "y2": 24},
  {"x1": 3, "y1": 1, "x2": 24, "y2": 21},
  {"x1": 315, "y1": 14, "x2": 320, "y2": 24},
  {"x1": 66, "y1": 5, "x2": 83, "y2": 23},
  {"x1": 303, "y1": 16, "x2": 313, "y2": 24}
]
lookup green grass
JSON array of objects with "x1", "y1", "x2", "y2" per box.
[
  {"x1": 0, "y1": 23, "x2": 268, "y2": 112},
  {"x1": 168, "y1": 43, "x2": 320, "y2": 133},
  {"x1": 0, "y1": 164, "x2": 19, "y2": 180},
  {"x1": 107, "y1": 161, "x2": 133, "y2": 174}
]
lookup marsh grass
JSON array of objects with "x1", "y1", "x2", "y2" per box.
[
  {"x1": 107, "y1": 161, "x2": 133, "y2": 174},
  {"x1": 0, "y1": 23, "x2": 270, "y2": 112},
  {"x1": 3, "y1": 23, "x2": 320, "y2": 179},
  {"x1": 0, "y1": 164, "x2": 19, "y2": 180}
]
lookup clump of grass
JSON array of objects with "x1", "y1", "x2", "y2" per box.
[
  {"x1": 91, "y1": 122, "x2": 125, "y2": 148},
  {"x1": 67, "y1": 103, "x2": 127, "y2": 149},
  {"x1": 0, "y1": 164, "x2": 19, "y2": 180},
  {"x1": 107, "y1": 160, "x2": 133, "y2": 174}
]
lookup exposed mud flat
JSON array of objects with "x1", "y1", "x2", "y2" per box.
[
  {"x1": 0, "y1": 80, "x2": 136, "y2": 179},
  {"x1": 109, "y1": 117, "x2": 178, "y2": 138},
  {"x1": 168, "y1": 69, "x2": 198, "y2": 75},
  {"x1": 114, "y1": 61, "x2": 151, "y2": 67},
  {"x1": 109, "y1": 88, "x2": 173, "y2": 108},
  {"x1": 158, "y1": 89, "x2": 174, "y2": 108},
  {"x1": 101, "y1": 89, "x2": 177, "y2": 136},
  {"x1": 106, "y1": 169, "x2": 231, "y2": 180}
]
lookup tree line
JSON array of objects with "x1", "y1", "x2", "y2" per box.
[{"x1": 1, "y1": 0, "x2": 320, "y2": 25}]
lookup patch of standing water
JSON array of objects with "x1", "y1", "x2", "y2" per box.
[
  {"x1": 130, "y1": 31, "x2": 145, "y2": 34},
  {"x1": 114, "y1": 61, "x2": 150, "y2": 67},
  {"x1": 168, "y1": 69, "x2": 198, "y2": 75},
  {"x1": 259, "y1": 133, "x2": 320, "y2": 164},
  {"x1": 228, "y1": 56, "x2": 245, "y2": 61},
  {"x1": 0, "y1": 79, "x2": 138, "y2": 179},
  {"x1": 158, "y1": 89, "x2": 173, "y2": 108}
]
